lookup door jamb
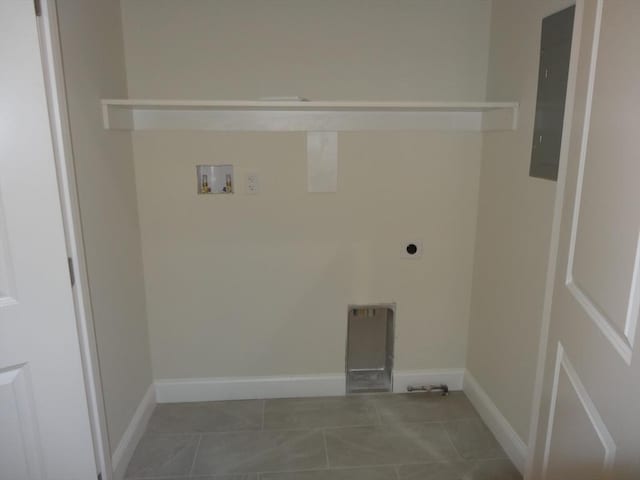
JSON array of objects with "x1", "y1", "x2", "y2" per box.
[
  {"x1": 524, "y1": 1, "x2": 584, "y2": 477},
  {"x1": 36, "y1": 1, "x2": 113, "y2": 478}
]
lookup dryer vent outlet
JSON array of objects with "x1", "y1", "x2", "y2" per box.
[{"x1": 346, "y1": 305, "x2": 395, "y2": 394}]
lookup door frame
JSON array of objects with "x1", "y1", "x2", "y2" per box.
[
  {"x1": 28, "y1": 1, "x2": 594, "y2": 478},
  {"x1": 524, "y1": 1, "x2": 584, "y2": 478},
  {"x1": 36, "y1": 1, "x2": 113, "y2": 478}
]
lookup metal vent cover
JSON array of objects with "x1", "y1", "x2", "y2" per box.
[{"x1": 346, "y1": 305, "x2": 395, "y2": 394}]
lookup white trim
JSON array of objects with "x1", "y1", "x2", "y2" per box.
[
  {"x1": 463, "y1": 371, "x2": 527, "y2": 474},
  {"x1": 154, "y1": 369, "x2": 464, "y2": 403},
  {"x1": 623, "y1": 233, "x2": 640, "y2": 345},
  {"x1": 102, "y1": 98, "x2": 519, "y2": 111},
  {"x1": 541, "y1": 344, "x2": 615, "y2": 479},
  {"x1": 37, "y1": 1, "x2": 113, "y2": 478},
  {"x1": 101, "y1": 99, "x2": 519, "y2": 132},
  {"x1": 526, "y1": 1, "x2": 585, "y2": 476},
  {"x1": 111, "y1": 385, "x2": 156, "y2": 480},
  {"x1": 0, "y1": 365, "x2": 44, "y2": 479},
  {"x1": 563, "y1": 0, "x2": 634, "y2": 365},
  {"x1": 156, "y1": 373, "x2": 345, "y2": 403},
  {"x1": 565, "y1": 282, "x2": 632, "y2": 363},
  {"x1": 0, "y1": 192, "x2": 17, "y2": 307},
  {"x1": 130, "y1": 110, "x2": 484, "y2": 132}
]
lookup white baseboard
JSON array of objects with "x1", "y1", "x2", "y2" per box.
[
  {"x1": 155, "y1": 373, "x2": 346, "y2": 403},
  {"x1": 463, "y1": 370, "x2": 527, "y2": 474},
  {"x1": 154, "y1": 369, "x2": 464, "y2": 403},
  {"x1": 111, "y1": 384, "x2": 156, "y2": 480}
]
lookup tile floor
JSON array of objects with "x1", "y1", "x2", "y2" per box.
[{"x1": 125, "y1": 392, "x2": 522, "y2": 480}]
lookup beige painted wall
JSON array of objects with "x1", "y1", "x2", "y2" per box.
[
  {"x1": 133, "y1": 131, "x2": 482, "y2": 378},
  {"x1": 467, "y1": 0, "x2": 576, "y2": 442},
  {"x1": 56, "y1": 0, "x2": 152, "y2": 454},
  {"x1": 121, "y1": 0, "x2": 491, "y2": 101},
  {"x1": 121, "y1": 0, "x2": 492, "y2": 380}
]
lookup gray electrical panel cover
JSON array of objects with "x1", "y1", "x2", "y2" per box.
[{"x1": 530, "y1": 5, "x2": 575, "y2": 181}]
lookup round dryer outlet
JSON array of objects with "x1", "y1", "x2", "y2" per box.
[{"x1": 401, "y1": 240, "x2": 423, "y2": 258}]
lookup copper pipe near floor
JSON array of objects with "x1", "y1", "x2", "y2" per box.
[{"x1": 406, "y1": 384, "x2": 449, "y2": 396}]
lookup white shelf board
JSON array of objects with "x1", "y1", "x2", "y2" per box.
[
  {"x1": 101, "y1": 99, "x2": 519, "y2": 132},
  {"x1": 102, "y1": 99, "x2": 518, "y2": 111}
]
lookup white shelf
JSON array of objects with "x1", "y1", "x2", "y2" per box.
[
  {"x1": 101, "y1": 99, "x2": 519, "y2": 132},
  {"x1": 102, "y1": 98, "x2": 518, "y2": 112}
]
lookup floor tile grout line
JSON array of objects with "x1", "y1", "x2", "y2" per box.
[
  {"x1": 128, "y1": 458, "x2": 516, "y2": 478},
  {"x1": 472, "y1": 454, "x2": 510, "y2": 461},
  {"x1": 127, "y1": 459, "x2": 470, "y2": 480},
  {"x1": 180, "y1": 457, "x2": 519, "y2": 479},
  {"x1": 188, "y1": 433, "x2": 203, "y2": 476},
  {"x1": 283, "y1": 416, "x2": 477, "y2": 433},
  {"x1": 139, "y1": 431, "x2": 211, "y2": 437},
  {"x1": 249, "y1": 462, "x2": 422, "y2": 477},
  {"x1": 145, "y1": 395, "x2": 480, "y2": 434},
  {"x1": 370, "y1": 396, "x2": 384, "y2": 425},
  {"x1": 321, "y1": 428, "x2": 331, "y2": 469},
  {"x1": 441, "y1": 421, "x2": 465, "y2": 462},
  {"x1": 145, "y1": 418, "x2": 471, "y2": 436}
]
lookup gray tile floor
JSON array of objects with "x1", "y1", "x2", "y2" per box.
[{"x1": 125, "y1": 392, "x2": 522, "y2": 480}]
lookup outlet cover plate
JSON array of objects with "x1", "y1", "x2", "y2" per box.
[{"x1": 246, "y1": 172, "x2": 259, "y2": 194}]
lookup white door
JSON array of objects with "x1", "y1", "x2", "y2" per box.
[
  {"x1": 0, "y1": 1, "x2": 98, "y2": 479},
  {"x1": 530, "y1": 1, "x2": 640, "y2": 479}
]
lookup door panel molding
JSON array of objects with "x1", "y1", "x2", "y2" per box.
[
  {"x1": 0, "y1": 191, "x2": 17, "y2": 307},
  {"x1": 542, "y1": 343, "x2": 615, "y2": 479},
  {"x1": 622, "y1": 235, "x2": 640, "y2": 347},
  {"x1": 0, "y1": 364, "x2": 44, "y2": 479},
  {"x1": 564, "y1": 0, "x2": 635, "y2": 365}
]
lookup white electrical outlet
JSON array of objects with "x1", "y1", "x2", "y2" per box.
[{"x1": 246, "y1": 172, "x2": 259, "y2": 194}]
